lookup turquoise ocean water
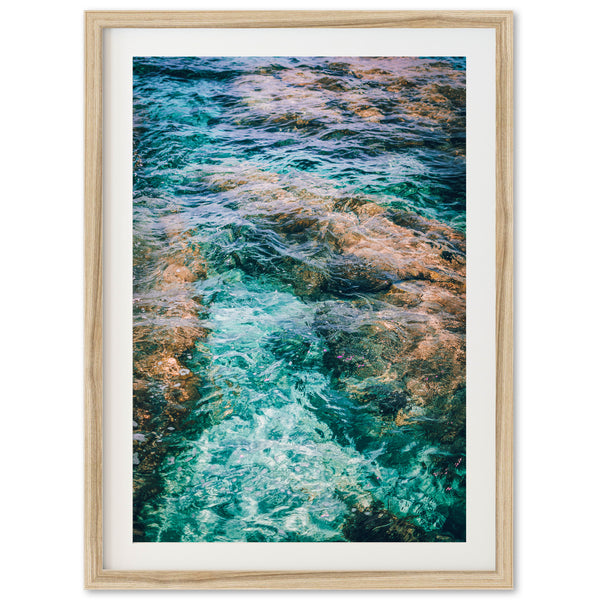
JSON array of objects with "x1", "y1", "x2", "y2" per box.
[{"x1": 132, "y1": 57, "x2": 466, "y2": 543}]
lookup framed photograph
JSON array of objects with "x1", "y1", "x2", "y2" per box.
[{"x1": 85, "y1": 10, "x2": 513, "y2": 589}]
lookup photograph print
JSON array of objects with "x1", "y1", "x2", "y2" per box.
[{"x1": 131, "y1": 56, "x2": 467, "y2": 543}]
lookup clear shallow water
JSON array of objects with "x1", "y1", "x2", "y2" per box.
[{"x1": 133, "y1": 57, "x2": 466, "y2": 543}]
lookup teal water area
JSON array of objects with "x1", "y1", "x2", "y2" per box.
[{"x1": 133, "y1": 57, "x2": 466, "y2": 543}]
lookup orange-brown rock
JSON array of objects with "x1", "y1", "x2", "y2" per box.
[
  {"x1": 163, "y1": 263, "x2": 196, "y2": 283},
  {"x1": 204, "y1": 164, "x2": 465, "y2": 442},
  {"x1": 132, "y1": 208, "x2": 216, "y2": 540}
]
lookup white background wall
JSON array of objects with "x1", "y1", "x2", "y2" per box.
[{"x1": 1, "y1": 0, "x2": 598, "y2": 597}]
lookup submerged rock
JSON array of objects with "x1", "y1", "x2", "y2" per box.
[
  {"x1": 204, "y1": 165, "x2": 465, "y2": 445},
  {"x1": 132, "y1": 212, "x2": 219, "y2": 540},
  {"x1": 326, "y1": 255, "x2": 393, "y2": 295},
  {"x1": 343, "y1": 501, "x2": 454, "y2": 542},
  {"x1": 162, "y1": 263, "x2": 196, "y2": 283},
  {"x1": 362, "y1": 384, "x2": 409, "y2": 417},
  {"x1": 232, "y1": 57, "x2": 465, "y2": 147}
]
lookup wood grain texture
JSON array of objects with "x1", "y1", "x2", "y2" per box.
[
  {"x1": 84, "y1": 10, "x2": 513, "y2": 590},
  {"x1": 84, "y1": 10, "x2": 103, "y2": 590},
  {"x1": 84, "y1": 10, "x2": 512, "y2": 29},
  {"x1": 85, "y1": 569, "x2": 510, "y2": 590},
  {"x1": 495, "y1": 11, "x2": 514, "y2": 591}
]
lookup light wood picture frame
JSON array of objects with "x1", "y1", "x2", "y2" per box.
[{"x1": 85, "y1": 10, "x2": 512, "y2": 589}]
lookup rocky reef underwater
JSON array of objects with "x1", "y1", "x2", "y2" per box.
[{"x1": 132, "y1": 56, "x2": 466, "y2": 542}]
